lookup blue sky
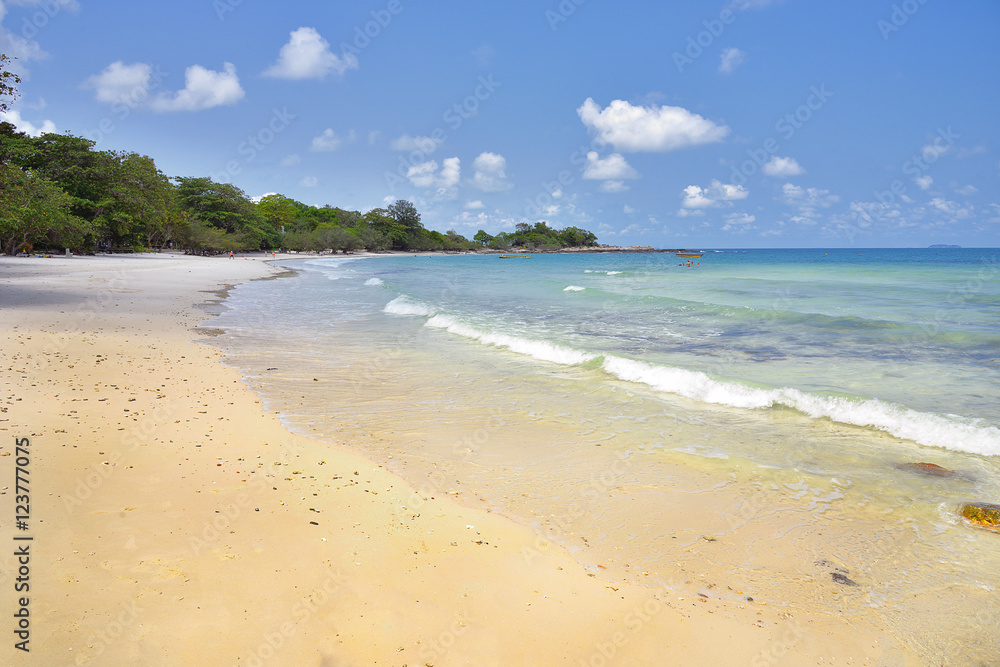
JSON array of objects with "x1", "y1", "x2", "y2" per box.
[{"x1": 2, "y1": 0, "x2": 998, "y2": 248}]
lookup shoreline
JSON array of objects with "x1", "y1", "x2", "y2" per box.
[{"x1": 0, "y1": 254, "x2": 917, "y2": 664}]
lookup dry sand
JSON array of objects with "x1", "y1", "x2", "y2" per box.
[{"x1": 0, "y1": 253, "x2": 919, "y2": 665}]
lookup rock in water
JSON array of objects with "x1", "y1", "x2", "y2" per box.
[
  {"x1": 899, "y1": 462, "x2": 956, "y2": 477},
  {"x1": 962, "y1": 503, "x2": 1000, "y2": 533},
  {"x1": 831, "y1": 572, "x2": 858, "y2": 586}
]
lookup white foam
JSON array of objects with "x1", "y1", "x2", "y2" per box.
[
  {"x1": 601, "y1": 355, "x2": 1000, "y2": 456},
  {"x1": 426, "y1": 315, "x2": 596, "y2": 366},
  {"x1": 606, "y1": 271, "x2": 623, "y2": 275},
  {"x1": 364, "y1": 278, "x2": 384, "y2": 286},
  {"x1": 383, "y1": 296, "x2": 436, "y2": 317},
  {"x1": 564, "y1": 285, "x2": 586, "y2": 292}
]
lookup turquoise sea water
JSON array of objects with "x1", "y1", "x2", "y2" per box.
[
  {"x1": 210, "y1": 248, "x2": 1000, "y2": 662},
  {"x1": 377, "y1": 248, "x2": 1000, "y2": 453}
]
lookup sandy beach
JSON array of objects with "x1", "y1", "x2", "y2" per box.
[{"x1": 0, "y1": 253, "x2": 921, "y2": 666}]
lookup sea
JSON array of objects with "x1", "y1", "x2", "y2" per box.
[{"x1": 207, "y1": 248, "x2": 1000, "y2": 662}]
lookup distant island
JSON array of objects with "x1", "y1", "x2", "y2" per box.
[{"x1": 928, "y1": 244, "x2": 961, "y2": 249}]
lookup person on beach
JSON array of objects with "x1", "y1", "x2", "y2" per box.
[{"x1": 229, "y1": 251, "x2": 234, "y2": 259}]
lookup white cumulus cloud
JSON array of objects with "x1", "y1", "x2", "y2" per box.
[
  {"x1": 83, "y1": 61, "x2": 152, "y2": 105},
  {"x1": 263, "y1": 27, "x2": 358, "y2": 79},
  {"x1": 600, "y1": 180, "x2": 630, "y2": 193},
  {"x1": 150, "y1": 62, "x2": 244, "y2": 112},
  {"x1": 781, "y1": 183, "x2": 838, "y2": 207},
  {"x1": 407, "y1": 157, "x2": 461, "y2": 198},
  {"x1": 310, "y1": 128, "x2": 342, "y2": 152},
  {"x1": 762, "y1": 156, "x2": 805, "y2": 177},
  {"x1": 577, "y1": 98, "x2": 730, "y2": 153},
  {"x1": 472, "y1": 152, "x2": 512, "y2": 192},
  {"x1": 914, "y1": 175, "x2": 933, "y2": 190},
  {"x1": 0, "y1": 0, "x2": 78, "y2": 69},
  {"x1": 721, "y1": 211, "x2": 757, "y2": 232},
  {"x1": 582, "y1": 152, "x2": 639, "y2": 181},
  {"x1": 718, "y1": 48, "x2": 745, "y2": 74},
  {"x1": 929, "y1": 197, "x2": 973, "y2": 219},
  {"x1": 0, "y1": 108, "x2": 55, "y2": 136},
  {"x1": 681, "y1": 180, "x2": 749, "y2": 209},
  {"x1": 781, "y1": 182, "x2": 839, "y2": 221}
]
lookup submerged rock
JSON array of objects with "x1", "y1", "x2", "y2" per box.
[
  {"x1": 816, "y1": 560, "x2": 858, "y2": 586},
  {"x1": 961, "y1": 503, "x2": 1000, "y2": 533},
  {"x1": 831, "y1": 572, "x2": 858, "y2": 586},
  {"x1": 899, "y1": 461, "x2": 956, "y2": 478}
]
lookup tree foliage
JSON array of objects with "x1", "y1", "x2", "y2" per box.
[
  {"x1": 1, "y1": 54, "x2": 20, "y2": 113},
  {"x1": 0, "y1": 164, "x2": 85, "y2": 255},
  {"x1": 174, "y1": 177, "x2": 278, "y2": 250},
  {"x1": 0, "y1": 77, "x2": 600, "y2": 255},
  {"x1": 473, "y1": 222, "x2": 597, "y2": 250}
]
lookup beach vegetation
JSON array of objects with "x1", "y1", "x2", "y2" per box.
[
  {"x1": 0, "y1": 62, "x2": 601, "y2": 255},
  {"x1": 173, "y1": 176, "x2": 279, "y2": 252},
  {"x1": 1, "y1": 53, "x2": 19, "y2": 113},
  {"x1": 494, "y1": 221, "x2": 597, "y2": 251},
  {"x1": 0, "y1": 163, "x2": 86, "y2": 255}
]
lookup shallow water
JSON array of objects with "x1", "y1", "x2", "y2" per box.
[{"x1": 209, "y1": 249, "x2": 1000, "y2": 663}]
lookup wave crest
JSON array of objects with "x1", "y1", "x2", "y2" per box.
[
  {"x1": 384, "y1": 296, "x2": 435, "y2": 317},
  {"x1": 601, "y1": 355, "x2": 1000, "y2": 455}
]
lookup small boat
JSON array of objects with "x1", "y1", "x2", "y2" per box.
[
  {"x1": 676, "y1": 253, "x2": 703, "y2": 258},
  {"x1": 499, "y1": 254, "x2": 531, "y2": 259}
]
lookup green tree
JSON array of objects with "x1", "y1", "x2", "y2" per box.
[
  {"x1": 21, "y1": 133, "x2": 117, "y2": 225},
  {"x1": 473, "y1": 229, "x2": 494, "y2": 246},
  {"x1": 315, "y1": 226, "x2": 363, "y2": 253},
  {"x1": 256, "y1": 193, "x2": 299, "y2": 233},
  {"x1": 364, "y1": 207, "x2": 408, "y2": 249},
  {"x1": 1, "y1": 54, "x2": 20, "y2": 113},
  {"x1": 0, "y1": 164, "x2": 86, "y2": 255},
  {"x1": 174, "y1": 176, "x2": 277, "y2": 250},
  {"x1": 387, "y1": 199, "x2": 422, "y2": 231},
  {"x1": 94, "y1": 153, "x2": 175, "y2": 247},
  {"x1": 0, "y1": 121, "x2": 35, "y2": 165},
  {"x1": 488, "y1": 232, "x2": 511, "y2": 250},
  {"x1": 559, "y1": 226, "x2": 597, "y2": 247}
]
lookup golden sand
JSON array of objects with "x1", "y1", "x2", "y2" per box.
[{"x1": 0, "y1": 254, "x2": 918, "y2": 665}]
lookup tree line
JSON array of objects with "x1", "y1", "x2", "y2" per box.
[{"x1": 1, "y1": 56, "x2": 599, "y2": 256}]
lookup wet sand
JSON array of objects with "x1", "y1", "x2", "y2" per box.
[{"x1": 0, "y1": 253, "x2": 918, "y2": 665}]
